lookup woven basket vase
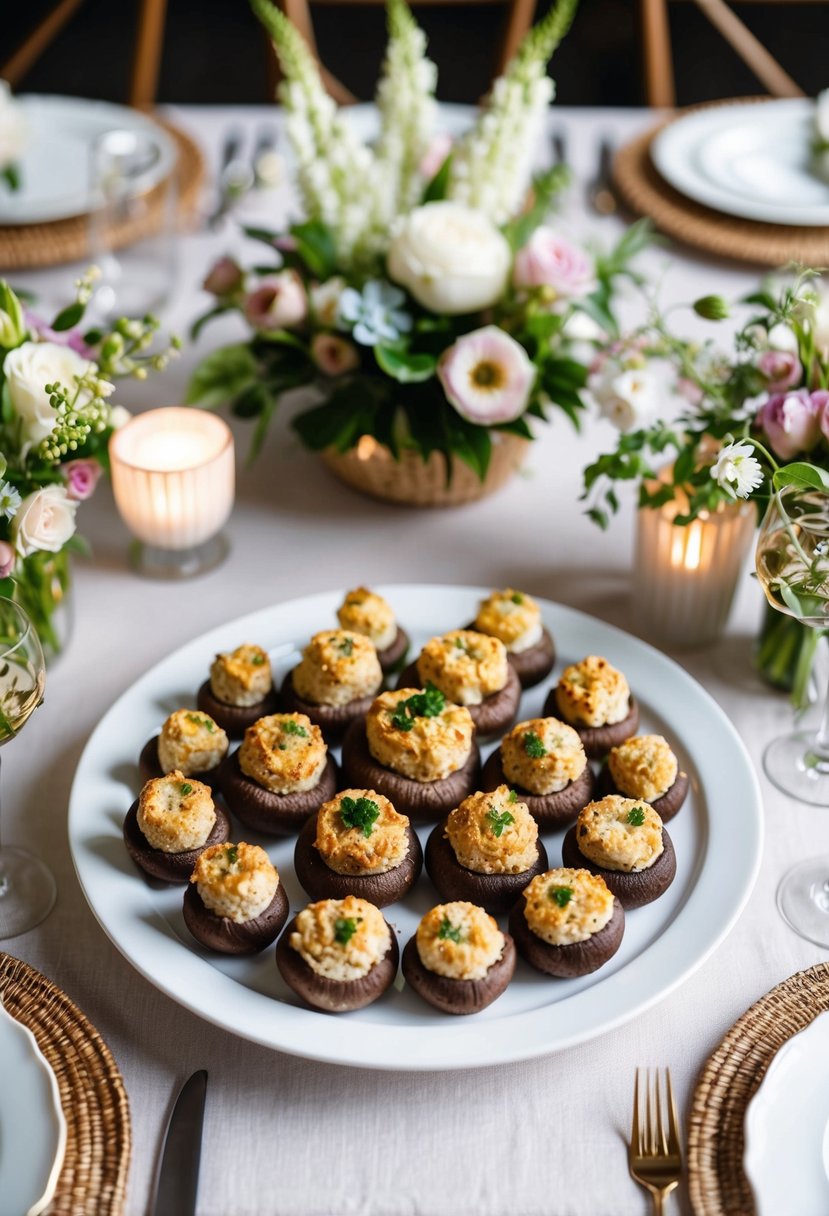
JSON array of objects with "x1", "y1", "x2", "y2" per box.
[{"x1": 321, "y1": 432, "x2": 529, "y2": 508}]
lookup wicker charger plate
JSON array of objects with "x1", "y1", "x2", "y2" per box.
[
  {"x1": 687, "y1": 961, "x2": 829, "y2": 1215},
  {"x1": 0, "y1": 952, "x2": 130, "y2": 1215},
  {"x1": 0, "y1": 118, "x2": 205, "y2": 271},
  {"x1": 613, "y1": 98, "x2": 829, "y2": 267}
]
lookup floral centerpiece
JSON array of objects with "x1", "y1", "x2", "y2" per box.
[
  {"x1": 0, "y1": 272, "x2": 177, "y2": 654},
  {"x1": 581, "y1": 270, "x2": 829, "y2": 700},
  {"x1": 188, "y1": 0, "x2": 647, "y2": 505}
]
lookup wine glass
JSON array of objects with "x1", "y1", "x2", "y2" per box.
[
  {"x1": 0, "y1": 597, "x2": 56, "y2": 938},
  {"x1": 756, "y1": 484, "x2": 829, "y2": 945}
]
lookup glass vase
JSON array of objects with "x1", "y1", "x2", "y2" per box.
[
  {"x1": 0, "y1": 549, "x2": 74, "y2": 664},
  {"x1": 755, "y1": 599, "x2": 819, "y2": 707}
]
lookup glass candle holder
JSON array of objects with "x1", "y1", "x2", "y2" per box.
[
  {"x1": 109, "y1": 408, "x2": 234, "y2": 579},
  {"x1": 634, "y1": 497, "x2": 755, "y2": 648}
]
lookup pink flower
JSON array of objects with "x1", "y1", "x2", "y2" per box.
[
  {"x1": 513, "y1": 228, "x2": 596, "y2": 298},
  {"x1": 438, "y1": 325, "x2": 535, "y2": 425},
  {"x1": 203, "y1": 256, "x2": 243, "y2": 297},
  {"x1": 757, "y1": 389, "x2": 822, "y2": 460},
  {"x1": 677, "y1": 377, "x2": 704, "y2": 406},
  {"x1": 23, "y1": 309, "x2": 95, "y2": 358},
  {"x1": 757, "y1": 349, "x2": 802, "y2": 393},
  {"x1": 243, "y1": 271, "x2": 307, "y2": 332},
  {"x1": 0, "y1": 540, "x2": 14, "y2": 579},
  {"x1": 419, "y1": 132, "x2": 453, "y2": 181},
  {"x1": 63, "y1": 458, "x2": 102, "y2": 501},
  {"x1": 310, "y1": 333, "x2": 359, "y2": 377}
]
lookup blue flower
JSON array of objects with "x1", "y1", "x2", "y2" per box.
[{"x1": 337, "y1": 280, "x2": 413, "y2": 347}]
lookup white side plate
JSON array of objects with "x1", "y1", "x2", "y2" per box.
[
  {"x1": 0, "y1": 997, "x2": 67, "y2": 1216},
  {"x1": 68, "y1": 585, "x2": 763, "y2": 1070}
]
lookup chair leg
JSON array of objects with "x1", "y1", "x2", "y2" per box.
[
  {"x1": 640, "y1": 0, "x2": 675, "y2": 107},
  {"x1": 1, "y1": 0, "x2": 85, "y2": 88},
  {"x1": 130, "y1": 0, "x2": 169, "y2": 109}
]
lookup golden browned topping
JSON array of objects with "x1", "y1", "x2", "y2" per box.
[
  {"x1": 415, "y1": 901, "x2": 505, "y2": 981},
  {"x1": 136, "y1": 771, "x2": 216, "y2": 853},
  {"x1": 608, "y1": 735, "x2": 678, "y2": 802},
  {"x1": 314, "y1": 789, "x2": 409, "y2": 875},
  {"x1": 157, "y1": 709, "x2": 229, "y2": 777},
  {"x1": 555, "y1": 655, "x2": 630, "y2": 728},
  {"x1": 500, "y1": 717, "x2": 588, "y2": 795},
  {"x1": 522, "y1": 868, "x2": 615, "y2": 945},
  {"x1": 238, "y1": 713, "x2": 327, "y2": 794},
  {"x1": 337, "y1": 587, "x2": 397, "y2": 651},
  {"x1": 576, "y1": 796, "x2": 664, "y2": 873},
  {"x1": 209, "y1": 644, "x2": 272, "y2": 707},
  {"x1": 416, "y1": 630, "x2": 508, "y2": 706},
  {"x1": 474, "y1": 588, "x2": 543, "y2": 654},
  {"x1": 290, "y1": 896, "x2": 391, "y2": 981},
  {"x1": 366, "y1": 688, "x2": 474, "y2": 782},
  {"x1": 292, "y1": 630, "x2": 383, "y2": 707},
  {"x1": 445, "y1": 786, "x2": 538, "y2": 875},
  {"x1": 191, "y1": 841, "x2": 278, "y2": 924}
]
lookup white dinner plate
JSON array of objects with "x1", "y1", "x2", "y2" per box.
[
  {"x1": 744, "y1": 1011, "x2": 829, "y2": 1215},
  {"x1": 0, "y1": 95, "x2": 177, "y2": 226},
  {"x1": 650, "y1": 99, "x2": 829, "y2": 226},
  {"x1": 68, "y1": 585, "x2": 763, "y2": 1070},
  {"x1": 0, "y1": 997, "x2": 67, "y2": 1216}
]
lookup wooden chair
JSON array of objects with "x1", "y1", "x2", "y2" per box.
[
  {"x1": 2, "y1": 0, "x2": 168, "y2": 109},
  {"x1": 640, "y1": 0, "x2": 809, "y2": 107},
  {"x1": 271, "y1": 0, "x2": 538, "y2": 104}
]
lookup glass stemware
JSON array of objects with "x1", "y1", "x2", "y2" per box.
[
  {"x1": 756, "y1": 484, "x2": 829, "y2": 946},
  {"x1": 0, "y1": 597, "x2": 56, "y2": 938}
]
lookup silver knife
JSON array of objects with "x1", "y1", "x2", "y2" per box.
[{"x1": 150, "y1": 1070, "x2": 208, "y2": 1216}]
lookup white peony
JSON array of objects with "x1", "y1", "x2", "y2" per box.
[
  {"x1": 0, "y1": 81, "x2": 25, "y2": 169},
  {"x1": 3, "y1": 341, "x2": 93, "y2": 447},
  {"x1": 589, "y1": 364, "x2": 659, "y2": 432},
  {"x1": 11, "y1": 485, "x2": 77, "y2": 557},
  {"x1": 387, "y1": 202, "x2": 511, "y2": 315}
]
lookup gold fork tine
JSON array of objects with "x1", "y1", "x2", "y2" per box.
[
  {"x1": 631, "y1": 1068, "x2": 642, "y2": 1155},
  {"x1": 645, "y1": 1068, "x2": 654, "y2": 1154},
  {"x1": 665, "y1": 1068, "x2": 681, "y2": 1155},
  {"x1": 655, "y1": 1071, "x2": 668, "y2": 1155}
]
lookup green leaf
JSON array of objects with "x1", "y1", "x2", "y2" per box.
[
  {"x1": 374, "y1": 345, "x2": 437, "y2": 383},
  {"x1": 502, "y1": 163, "x2": 571, "y2": 252},
  {"x1": 576, "y1": 293, "x2": 616, "y2": 338},
  {"x1": 773, "y1": 463, "x2": 829, "y2": 493},
  {"x1": 421, "y1": 154, "x2": 452, "y2": 203},
  {"x1": 186, "y1": 343, "x2": 258, "y2": 408},
  {"x1": 242, "y1": 225, "x2": 279, "y2": 247},
  {"x1": 190, "y1": 305, "x2": 232, "y2": 342},
  {"x1": 51, "y1": 302, "x2": 85, "y2": 332},
  {"x1": 248, "y1": 388, "x2": 278, "y2": 462},
  {"x1": 290, "y1": 219, "x2": 336, "y2": 279},
  {"x1": 231, "y1": 382, "x2": 270, "y2": 419},
  {"x1": 292, "y1": 381, "x2": 381, "y2": 453},
  {"x1": 256, "y1": 328, "x2": 308, "y2": 353},
  {"x1": 1, "y1": 164, "x2": 20, "y2": 191}
]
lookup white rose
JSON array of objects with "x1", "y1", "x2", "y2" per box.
[
  {"x1": 387, "y1": 202, "x2": 511, "y2": 315},
  {"x1": 3, "y1": 341, "x2": 93, "y2": 447},
  {"x1": 11, "y1": 486, "x2": 78, "y2": 557},
  {"x1": 309, "y1": 277, "x2": 347, "y2": 327},
  {"x1": 590, "y1": 364, "x2": 659, "y2": 432}
]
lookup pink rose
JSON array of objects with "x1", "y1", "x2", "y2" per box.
[
  {"x1": 438, "y1": 325, "x2": 535, "y2": 425},
  {"x1": 419, "y1": 132, "x2": 453, "y2": 181},
  {"x1": 757, "y1": 349, "x2": 802, "y2": 393},
  {"x1": 0, "y1": 540, "x2": 14, "y2": 579},
  {"x1": 513, "y1": 227, "x2": 596, "y2": 298},
  {"x1": 203, "y1": 256, "x2": 243, "y2": 297},
  {"x1": 757, "y1": 389, "x2": 822, "y2": 460},
  {"x1": 310, "y1": 334, "x2": 359, "y2": 377},
  {"x1": 243, "y1": 271, "x2": 307, "y2": 332},
  {"x1": 63, "y1": 458, "x2": 102, "y2": 501}
]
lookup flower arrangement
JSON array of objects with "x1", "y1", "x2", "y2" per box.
[
  {"x1": 188, "y1": 0, "x2": 647, "y2": 490},
  {"x1": 581, "y1": 269, "x2": 829, "y2": 699},
  {"x1": 0, "y1": 272, "x2": 178, "y2": 653}
]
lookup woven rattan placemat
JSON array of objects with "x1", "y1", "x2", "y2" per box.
[
  {"x1": 613, "y1": 99, "x2": 829, "y2": 267},
  {"x1": 0, "y1": 952, "x2": 130, "y2": 1215},
  {"x1": 687, "y1": 961, "x2": 829, "y2": 1215},
  {"x1": 0, "y1": 118, "x2": 205, "y2": 271}
]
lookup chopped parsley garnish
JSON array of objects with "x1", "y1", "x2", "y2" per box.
[
  {"x1": 186, "y1": 713, "x2": 215, "y2": 733},
  {"x1": 250, "y1": 653, "x2": 266, "y2": 666},
  {"x1": 511, "y1": 592, "x2": 524, "y2": 605},
  {"x1": 508, "y1": 789, "x2": 518, "y2": 804},
  {"x1": 626, "y1": 806, "x2": 646, "y2": 826},
  {"x1": 340, "y1": 795, "x2": 380, "y2": 838},
  {"x1": 391, "y1": 682, "x2": 445, "y2": 731},
  {"x1": 438, "y1": 916, "x2": 463, "y2": 943},
  {"x1": 454, "y1": 637, "x2": 467, "y2": 651},
  {"x1": 486, "y1": 807, "x2": 515, "y2": 838},
  {"x1": 549, "y1": 885, "x2": 573, "y2": 908},
  {"x1": 338, "y1": 637, "x2": 354, "y2": 656},
  {"x1": 523, "y1": 731, "x2": 547, "y2": 759},
  {"x1": 225, "y1": 845, "x2": 238, "y2": 865},
  {"x1": 180, "y1": 782, "x2": 193, "y2": 795},
  {"x1": 278, "y1": 743, "x2": 287, "y2": 751},
  {"x1": 282, "y1": 719, "x2": 308, "y2": 738},
  {"x1": 334, "y1": 917, "x2": 360, "y2": 945}
]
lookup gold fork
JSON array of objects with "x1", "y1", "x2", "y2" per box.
[{"x1": 628, "y1": 1067, "x2": 683, "y2": 1215}]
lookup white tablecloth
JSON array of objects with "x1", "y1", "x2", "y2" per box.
[{"x1": 6, "y1": 105, "x2": 826, "y2": 1216}]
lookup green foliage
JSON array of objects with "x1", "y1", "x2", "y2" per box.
[
  {"x1": 185, "y1": 344, "x2": 259, "y2": 409},
  {"x1": 503, "y1": 164, "x2": 571, "y2": 253},
  {"x1": 374, "y1": 345, "x2": 436, "y2": 383}
]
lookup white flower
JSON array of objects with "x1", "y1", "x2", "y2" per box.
[
  {"x1": 3, "y1": 341, "x2": 94, "y2": 447},
  {"x1": 437, "y1": 325, "x2": 535, "y2": 424},
  {"x1": 768, "y1": 322, "x2": 800, "y2": 354},
  {"x1": 589, "y1": 364, "x2": 658, "y2": 432},
  {"x1": 387, "y1": 202, "x2": 511, "y2": 314},
  {"x1": 0, "y1": 480, "x2": 21, "y2": 520},
  {"x1": 0, "y1": 82, "x2": 25, "y2": 170},
  {"x1": 809, "y1": 287, "x2": 829, "y2": 358},
  {"x1": 109, "y1": 405, "x2": 131, "y2": 429},
  {"x1": 11, "y1": 485, "x2": 78, "y2": 557},
  {"x1": 710, "y1": 441, "x2": 764, "y2": 499},
  {"x1": 309, "y1": 277, "x2": 347, "y2": 327}
]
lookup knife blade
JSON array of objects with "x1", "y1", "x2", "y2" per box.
[{"x1": 150, "y1": 1070, "x2": 208, "y2": 1216}]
